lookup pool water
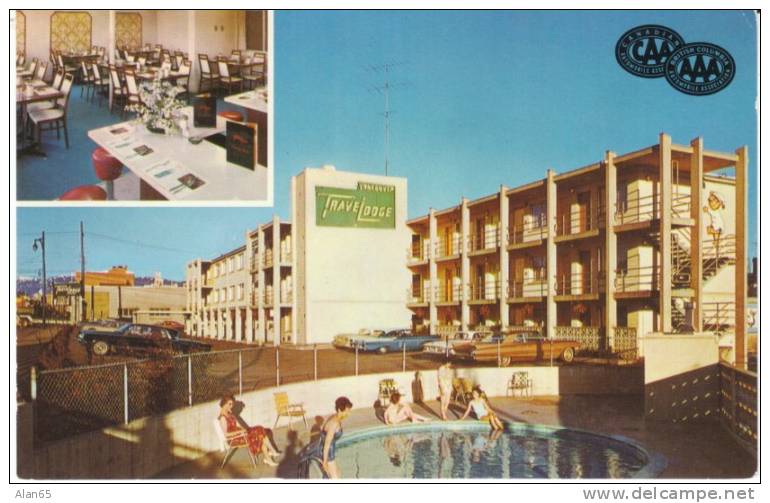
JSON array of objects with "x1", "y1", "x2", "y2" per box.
[{"x1": 334, "y1": 422, "x2": 665, "y2": 479}]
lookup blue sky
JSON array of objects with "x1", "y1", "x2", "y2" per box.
[{"x1": 17, "y1": 10, "x2": 758, "y2": 281}]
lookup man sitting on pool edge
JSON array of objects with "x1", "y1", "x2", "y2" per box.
[{"x1": 384, "y1": 392, "x2": 431, "y2": 425}]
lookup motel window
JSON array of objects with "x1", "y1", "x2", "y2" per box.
[
  {"x1": 50, "y1": 11, "x2": 92, "y2": 54},
  {"x1": 237, "y1": 254, "x2": 243, "y2": 270},
  {"x1": 228, "y1": 258, "x2": 234, "y2": 273},
  {"x1": 228, "y1": 286, "x2": 234, "y2": 301},
  {"x1": 115, "y1": 12, "x2": 142, "y2": 51},
  {"x1": 237, "y1": 284, "x2": 243, "y2": 300}
]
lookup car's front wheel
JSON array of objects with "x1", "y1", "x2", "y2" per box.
[
  {"x1": 561, "y1": 347, "x2": 575, "y2": 363},
  {"x1": 92, "y1": 341, "x2": 110, "y2": 356},
  {"x1": 499, "y1": 356, "x2": 512, "y2": 367}
]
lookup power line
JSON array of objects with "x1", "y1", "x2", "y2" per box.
[{"x1": 87, "y1": 231, "x2": 200, "y2": 255}]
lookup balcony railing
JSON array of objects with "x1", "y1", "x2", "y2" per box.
[
  {"x1": 612, "y1": 327, "x2": 638, "y2": 361},
  {"x1": 468, "y1": 226, "x2": 500, "y2": 253},
  {"x1": 263, "y1": 249, "x2": 273, "y2": 268},
  {"x1": 407, "y1": 285, "x2": 432, "y2": 305},
  {"x1": 554, "y1": 326, "x2": 605, "y2": 353},
  {"x1": 435, "y1": 236, "x2": 462, "y2": 259},
  {"x1": 556, "y1": 204, "x2": 606, "y2": 236},
  {"x1": 469, "y1": 279, "x2": 500, "y2": 301},
  {"x1": 614, "y1": 192, "x2": 692, "y2": 225},
  {"x1": 614, "y1": 265, "x2": 658, "y2": 293},
  {"x1": 250, "y1": 255, "x2": 260, "y2": 272},
  {"x1": 280, "y1": 250, "x2": 292, "y2": 264},
  {"x1": 671, "y1": 193, "x2": 691, "y2": 219},
  {"x1": 555, "y1": 275, "x2": 604, "y2": 296},
  {"x1": 407, "y1": 240, "x2": 431, "y2": 262},
  {"x1": 280, "y1": 290, "x2": 293, "y2": 304},
  {"x1": 508, "y1": 218, "x2": 547, "y2": 245},
  {"x1": 703, "y1": 302, "x2": 735, "y2": 331},
  {"x1": 719, "y1": 363, "x2": 757, "y2": 457},
  {"x1": 507, "y1": 279, "x2": 547, "y2": 299},
  {"x1": 436, "y1": 283, "x2": 463, "y2": 303},
  {"x1": 263, "y1": 289, "x2": 274, "y2": 305}
]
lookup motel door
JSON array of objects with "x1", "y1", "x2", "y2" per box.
[
  {"x1": 412, "y1": 274, "x2": 421, "y2": 298},
  {"x1": 411, "y1": 234, "x2": 422, "y2": 259}
]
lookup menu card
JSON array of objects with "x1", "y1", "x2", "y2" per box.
[
  {"x1": 226, "y1": 121, "x2": 257, "y2": 170},
  {"x1": 193, "y1": 93, "x2": 217, "y2": 128}
]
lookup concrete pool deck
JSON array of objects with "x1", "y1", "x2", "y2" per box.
[{"x1": 156, "y1": 395, "x2": 757, "y2": 480}]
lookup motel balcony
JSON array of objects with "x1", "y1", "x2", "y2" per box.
[
  {"x1": 263, "y1": 289, "x2": 274, "y2": 305},
  {"x1": 554, "y1": 325, "x2": 605, "y2": 353},
  {"x1": 614, "y1": 193, "x2": 692, "y2": 228},
  {"x1": 280, "y1": 290, "x2": 293, "y2": 304},
  {"x1": 468, "y1": 279, "x2": 501, "y2": 303},
  {"x1": 436, "y1": 283, "x2": 463, "y2": 304},
  {"x1": 280, "y1": 249, "x2": 292, "y2": 265},
  {"x1": 250, "y1": 255, "x2": 260, "y2": 272},
  {"x1": 507, "y1": 279, "x2": 547, "y2": 301},
  {"x1": 702, "y1": 301, "x2": 736, "y2": 332},
  {"x1": 555, "y1": 204, "x2": 606, "y2": 240},
  {"x1": 467, "y1": 226, "x2": 500, "y2": 254},
  {"x1": 435, "y1": 236, "x2": 463, "y2": 260},
  {"x1": 407, "y1": 285, "x2": 432, "y2": 306},
  {"x1": 507, "y1": 219, "x2": 547, "y2": 247},
  {"x1": 614, "y1": 265, "x2": 659, "y2": 298},
  {"x1": 554, "y1": 275, "x2": 605, "y2": 299},
  {"x1": 263, "y1": 249, "x2": 274, "y2": 268},
  {"x1": 406, "y1": 241, "x2": 431, "y2": 264}
]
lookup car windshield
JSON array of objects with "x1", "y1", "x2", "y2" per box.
[
  {"x1": 385, "y1": 330, "x2": 409, "y2": 338},
  {"x1": 478, "y1": 334, "x2": 498, "y2": 343}
]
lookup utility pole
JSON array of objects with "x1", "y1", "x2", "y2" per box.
[
  {"x1": 80, "y1": 221, "x2": 86, "y2": 322},
  {"x1": 32, "y1": 232, "x2": 46, "y2": 326}
]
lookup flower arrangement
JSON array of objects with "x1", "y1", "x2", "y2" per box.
[{"x1": 125, "y1": 76, "x2": 186, "y2": 134}]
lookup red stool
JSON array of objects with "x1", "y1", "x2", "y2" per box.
[
  {"x1": 59, "y1": 185, "x2": 107, "y2": 201},
  {"x1": 92, "y1": 147, "x2": 124, "y2": 200},
  {"x1": 218, "y1": 110, "x2": 244, "y2": 122}
]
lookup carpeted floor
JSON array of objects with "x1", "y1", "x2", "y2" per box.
[{"x1": 16, "y1": 85, "x2": 231, "y2": 201}]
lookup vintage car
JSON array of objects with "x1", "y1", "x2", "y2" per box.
[
  {"x1": 422, "y1": 330, "x2": 493, "y2": 358},
  {"x1": 332, "y1": 328, "x2": 392, "y2": 350},
  {"x1": 451, "y1": 331, "x2": 579, "y2": 365},
  {"x1": 353, "y1": 329, "x2": 440, "y2": 353},
  {"x1": 77, "y1": 323, "x2": 212, "y2": 356}
]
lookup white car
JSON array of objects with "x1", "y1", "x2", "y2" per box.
[{"x1": 422, "y1": 331, "x2": 493, "y2": 358}]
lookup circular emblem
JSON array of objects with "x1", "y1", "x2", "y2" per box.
[
  {"x1": 664, "y1": 42, "x2": 736, "y2": 96},
  {"x1": 615, "y1": 25, "x2": 685, "y2": 78}
]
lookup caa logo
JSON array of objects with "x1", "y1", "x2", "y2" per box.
[
  {"x1": 615, "y1": 25, "x2": 685, "y2": 78},
  {"x1": 664, "y1": 42, "x2": 736, "y2": 96}
]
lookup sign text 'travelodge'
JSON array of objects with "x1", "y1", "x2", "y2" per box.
[{"x1": 316, "y1": 184, "x2": 396, "y2": 228}]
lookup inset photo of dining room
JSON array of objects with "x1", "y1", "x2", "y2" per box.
[{"x1": 14, "y1": 10, "x2": 271, "y2": 203}]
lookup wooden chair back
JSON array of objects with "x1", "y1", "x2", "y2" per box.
[
  {"x1": 58, "y1": 73, "x2": 74, "y2": 109},
  {"x1": 274, "y1": 392, "x2": 289, "y2": 414}
]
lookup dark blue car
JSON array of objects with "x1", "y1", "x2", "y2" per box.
[{"x1": 354, "y1": 329, "x2": 440, "y2": 353}]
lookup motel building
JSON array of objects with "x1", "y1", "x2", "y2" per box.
[
  {"x1": 186, "y1": 134, "x2": 748, "y2": 367},
  {"x1": 407, "y1": 133, "x2": 748, "y2": 366},
  {"x1": 186, "y1": 165, "x2": 411, "y2": 344}
]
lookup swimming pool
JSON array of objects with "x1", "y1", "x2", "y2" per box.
[{"x1": 332, "y1": 422, "x2": 666, "y2": 479}]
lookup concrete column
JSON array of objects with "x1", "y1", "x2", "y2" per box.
[
  {"x1": 460, "y1": 198, "x2": 470, "y2": 331},
  {"x1": 735, "y1": 145, "x2": 749, "y2": 369},
  {"x1": 659, "y1": 133, "x2": 673, "y2": 333},
  {"x1": 235, "y1": 306, "x2": 243, "y2": 342},
  {"x1": 217, "y1": 309, "x2": 224, "y2": 340},
  {"x1": 499, "y1": 186, "x2": 510, "y2": 329},
  {"x1": 272, "y1": 216, "x2": 281, "y2": 345},
  {"x1": 605, "y1": 152, "x2": 617, "y2": 350},
  {"x1": 428, "y1": 208, "x2": 438, "y2": 333},
  {"x1": 690, "y1": 138, "x2": 704, "y2": 332},
  {"x1": 546, "y1": 169, "x2": 557, "y2": 339},
  {"x1": 225, "y1": 308, "x2": 233, "y2": 340},
  {"x1": 257, "y1": 227, "x2": 266, "y2": 343},
  {"x1": 290, "y1": 178, "x2": 299, "y2": 345}
]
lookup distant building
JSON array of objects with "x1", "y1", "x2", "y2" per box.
[{"x1": 75, "y1": 265, "x2": 135, "y2": 286}]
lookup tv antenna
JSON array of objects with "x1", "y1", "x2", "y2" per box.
[{"x1": 367, "y1": 62, "x2": 409, "y2": 176}]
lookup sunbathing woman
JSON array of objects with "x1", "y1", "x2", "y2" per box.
[
  {"x1": 218, "y1": 395, "x2": 279, "y2": 466},
  {"x1": 384, "y1": 392, "x2": 430, "y2": 425},
  {"x1": 459, "y1": 386, "x2": 504, "y2": 430}
]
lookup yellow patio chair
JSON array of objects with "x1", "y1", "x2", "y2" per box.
[
  {"x1": 273, "y1": 392, "x2": 308, "y2": 430},
  {"x1": 378, "y1": 378, "x2": 398, "y2": 405}
]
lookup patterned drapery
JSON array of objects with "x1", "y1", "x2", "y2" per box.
[
  {"x1": 116, "y1": 12, "x2": 142, "y2": 50},
  {"x1": 16, "y1": 11, "x2": 25, "y2": 56},
  {"x1": 50, "y1": 11, "x2": 92, "y2": 54}
]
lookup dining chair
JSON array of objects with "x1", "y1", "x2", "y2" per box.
[
  {"x1": 198, "y1": 54, "x2": 218, "y2": 93},
  {"x1": 217, "y1": 60, "x2": 243, "y2": 94},
  {"x1": 124, "y1": 70, "x2": 141, "y2": 109},
  {"x1": 79, "y1": 61, "x2": 94, "y2": 99},
  {"x1": 91, "y1": 63, "x2": 109, "y2": 106},
  {"x1": 243, "y1": 54, "x2": 265, "y2": 90},
  {"x1": 35, "y1": 60, "x2": 48, "y2": 82},
  {"x1": 176, "y1": 62, "x2": 191, "y2": 102},
  {"x1": 174, "y1": 54, "x2": 184, "y2": 71},
  {"x1": 138, "y1": 56, "x2": 147, "y2": 67},
  {"x1": 57, "y1": 53, "x2": 78, "y2": 74},
  {"x1": 27, "y1": 59, "x2": 38, "y2": 79},
  {"x1": 26, "y1": 69, "x2": 65, "y2": 116},
  {"x1": 109, "y1": 66, "x2": 127, "y2": 116},
  {"x1": 28, "y1": 73, "x2": 74, "y2": 149}
]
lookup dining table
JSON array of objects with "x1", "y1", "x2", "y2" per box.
[
  {"x1": 16, "y1": 85, "x2": 65, "y2": 157},
  {"x1": 224, "y1": 89, "x2": 268, "y2": 167},
  {"x1": 87, "y1": 107, "x2": 267, "y2": 201}
]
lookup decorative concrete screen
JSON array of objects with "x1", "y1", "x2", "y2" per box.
[
  {"x1": 50, "y1": 11, "x2": 92, "y2": 54},
  {"x1": 315, "y1": 183, "x2": 396, "y2": 228},
  {"x1": 16, "y1": 11, "x2": 25, "y2": 56},
  {"x1": 116, "y1": 12, "x2": 142, "y2": 51}
]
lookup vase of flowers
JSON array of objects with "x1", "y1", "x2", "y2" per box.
[{"x1": 125, "y1": 76, "x2": 186, "y2": 135}]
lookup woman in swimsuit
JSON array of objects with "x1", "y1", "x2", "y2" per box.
[
  {"x1": 298, "y1": 396, "x2": 353, "y2": 478},
  {"x1": 460, "y1": 386, "x2": 504, "y2": 430},
  {"x1": 384, "y1": 392, "x2": 430, "y2": 424},
  {"x1": 437, "y1": 361, "x2": 454, "y2": 420},
  {"x1": 218, "y1": 395, "x2": 279, "y2": 466}
]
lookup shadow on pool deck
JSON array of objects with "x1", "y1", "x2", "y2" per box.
[{"x1": 155, "y1": 395, "x2": 756, "y2": 480}]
